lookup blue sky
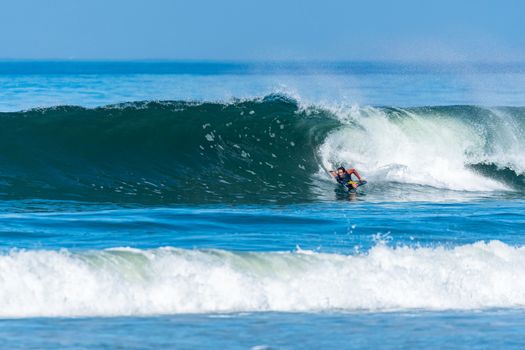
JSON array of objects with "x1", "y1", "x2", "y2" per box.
[{"x1": 0, "y1": 0, "x2": 523, "y2": 61}]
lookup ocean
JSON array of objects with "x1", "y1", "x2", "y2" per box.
[{"x1": 1, "y1": 61, "x2": 525, "y2": 349}]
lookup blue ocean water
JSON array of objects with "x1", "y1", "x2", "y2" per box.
[{"x1": 1, "y1": 61, "x2": 525, "y2": 349}]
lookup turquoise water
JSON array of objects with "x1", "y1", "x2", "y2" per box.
[{"x1": 1, "y1": 61, "x2": 525, "y2": 349}]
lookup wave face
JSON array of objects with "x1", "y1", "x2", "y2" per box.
[
  {"x1": 0, "y1": 96, "x2": 337, "y2": 203},
  {"x1": 1, "y1": 96, "x2": 524, "y2": 203},
  {"x1": 2, "y1": 241, "x2": 525, "y2": 317}
]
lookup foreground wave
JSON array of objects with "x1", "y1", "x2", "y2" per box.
[
  {"x1": 1, "y1": 241, "x2": 525, "y2": 317},
  {"x1": 0, "y1": 95, "x2": 524, "y2": 203}
]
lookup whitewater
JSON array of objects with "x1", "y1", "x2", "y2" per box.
[
  {"x1": 2, "y1": 241, "x2": 525, "y2": 317},
  {"x1": 1, "y1": 61, "x2": 525, "y2": 349}
]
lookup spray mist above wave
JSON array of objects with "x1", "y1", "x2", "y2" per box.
[
  {"x1": 0, "y1": 95, "x2": 523, "y2": 203},
  {"x1": 2, "y1": 241, "x2": 525, "y2": 317}
]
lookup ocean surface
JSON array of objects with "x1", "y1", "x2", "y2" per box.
[{"x1": 1, "y1": 61, "x2": 525, "y2": 349}]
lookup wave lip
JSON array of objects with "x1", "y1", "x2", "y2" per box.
[{"x1": 2, "y1": 241, "x2": 525, "y2": 317}]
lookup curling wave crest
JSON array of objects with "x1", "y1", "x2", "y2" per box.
[{"x1": 0, "y1": 95, "x2": 524, "y2": 203}]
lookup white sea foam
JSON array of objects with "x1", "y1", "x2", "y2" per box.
[
  {"x1": 318, "y1": 105, "x2": 525, "y2": 191},
  {"x1": 2, "y1": 242, "x2": 525, "y2": 317}
]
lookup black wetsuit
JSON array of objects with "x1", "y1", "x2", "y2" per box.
[{"x1": 336, "y1": 173, "x2": 354, "y2": 189}]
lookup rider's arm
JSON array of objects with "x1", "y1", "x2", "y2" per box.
[
  {"x1": 329, "y1": 171, "x2": 337, "y2": 178},
  {"x1": 347, "y1": 168, "x2": 363, "y2": 181}
]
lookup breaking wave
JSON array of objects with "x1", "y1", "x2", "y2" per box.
[
  {"x1": 2, "y1": 241, "x2": 525, "y2": 317},
  {"x1": 0, "y1": 95, "x2": 524, "y2": 203}
]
